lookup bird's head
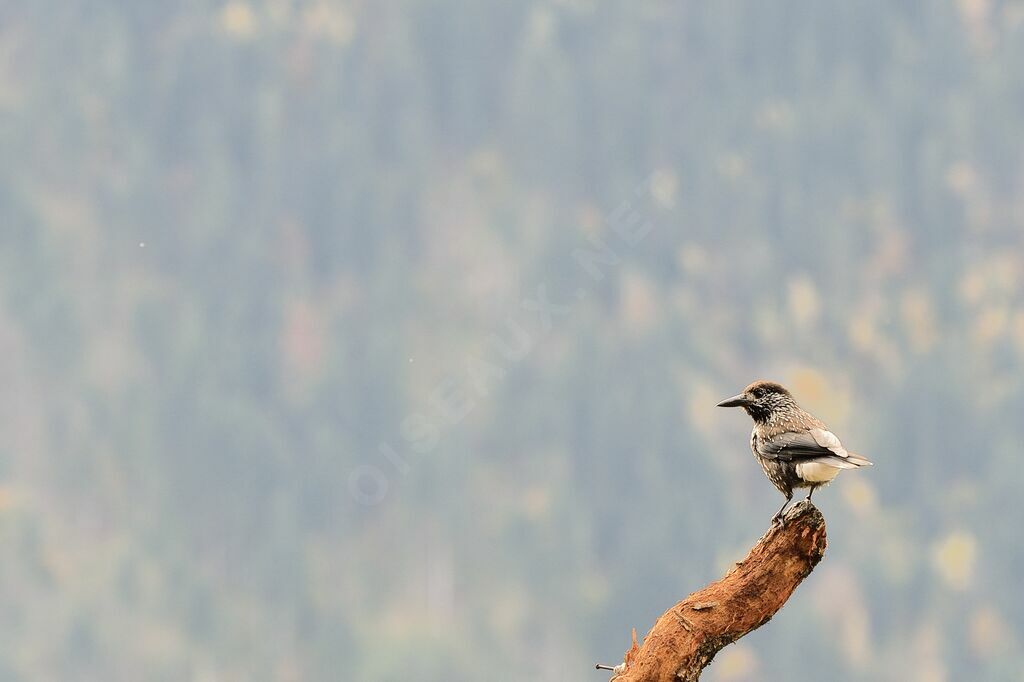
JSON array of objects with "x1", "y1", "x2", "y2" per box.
[{"x1": 717, "y1": 380, "x2": 796, "y2": 422}]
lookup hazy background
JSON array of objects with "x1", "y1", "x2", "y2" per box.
[{"x1": 2, "y1": 1, "x2": 1024, "y2": 680}]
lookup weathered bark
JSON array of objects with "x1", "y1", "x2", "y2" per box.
[{"x1": 603, "y1": 500, "x2": 826, "y2": 682}]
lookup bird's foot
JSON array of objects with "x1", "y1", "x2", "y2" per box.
[{"x1": 771, "y1": 497, "x2": 793, "y2": 527}]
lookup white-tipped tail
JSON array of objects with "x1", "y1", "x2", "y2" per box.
[{"x1": 845, "y1": 452, "x2": 873, "y2": 466}]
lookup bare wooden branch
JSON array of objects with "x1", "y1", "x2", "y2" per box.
[{"x1": 604, "y1": 500, "x2": 827, "y2": 682}]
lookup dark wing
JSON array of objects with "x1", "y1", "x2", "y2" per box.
[{"x1": 756, "y1": 428, "x2": 870, "y2": 469}]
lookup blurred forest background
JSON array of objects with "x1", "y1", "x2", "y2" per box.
[{"x1": 2, "y1": 1, "x2": 1024, "y2": 680}]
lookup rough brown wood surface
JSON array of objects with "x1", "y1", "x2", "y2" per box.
[{"x1": 606, "y1": 500, "x2": 827, "y2": 682}]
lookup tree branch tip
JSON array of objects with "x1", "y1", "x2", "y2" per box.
[{"x1": 600, "y1": 500, "x2": 827, "y2": 680}]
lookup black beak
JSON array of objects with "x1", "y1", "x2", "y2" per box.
[{"x1": 717, "y1": 393, "x2": 751, "y2": 408}]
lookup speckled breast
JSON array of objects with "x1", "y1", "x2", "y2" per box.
[{"x1": 751, "y1": 429, "x2": 796, "y2": 496}]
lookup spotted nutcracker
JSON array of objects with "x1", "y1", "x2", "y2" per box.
[{"x1": 717, "y1": 380, "x2": 873, "y2": 524}]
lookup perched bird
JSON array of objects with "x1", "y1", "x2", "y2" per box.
[{"x1": 717, "y1": 380, "x2": 872, "y2": 524}]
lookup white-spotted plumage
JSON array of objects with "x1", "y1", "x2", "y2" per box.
[{"x1": 721, "y1": 380, "x2": 873, "y2": 522}]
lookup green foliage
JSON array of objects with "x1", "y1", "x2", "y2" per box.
[{"x1": 1, "y1": 1, "x2": 1024, "y2": 680}]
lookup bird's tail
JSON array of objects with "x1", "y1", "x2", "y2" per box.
[
  {"x1": 844, "y1": 452, "x2": 873, "y2": 467},
  {"x1": 816, "y1": 452, "x2": 873, "y2": 469}
]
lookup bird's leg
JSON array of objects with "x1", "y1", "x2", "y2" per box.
[
  {"x1": 806, "y1": 485, "x2": 817, "y2": 501},
  {"x1": 771, "y1": 493, "x2": 793, "y2": 526}
]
